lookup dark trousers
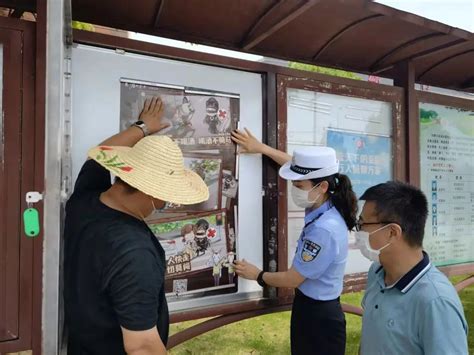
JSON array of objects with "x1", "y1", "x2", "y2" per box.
[{"x1": 291, "y1": 289, "x2": 346, "y2": 355}]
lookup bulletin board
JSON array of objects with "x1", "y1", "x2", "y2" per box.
[
  {"x1": 71, "y1": 44, "x2": 263, "y2": 312},
  {"x1": 276, "y1": 74, "x2": 405, "y2": 294},
  {"x1": 417, "y1": 97, "x2": 474, "y2": 267},
  {"x1": 286, "y1": 88, "x2": 393, "y2": 274}
]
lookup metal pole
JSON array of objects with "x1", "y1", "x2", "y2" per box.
[{"x1": 43, "y1": 0, "x2": 72, "y2": 353}]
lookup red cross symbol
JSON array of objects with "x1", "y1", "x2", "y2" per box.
[
  {"x1": 207, "y1": 228, "x2": 217, "y2": 238},
  {"x1": 218, "y1": 110, "x2": 227, "y2": 119}
]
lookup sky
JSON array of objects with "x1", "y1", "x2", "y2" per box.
[
  {"x1": 130, "y1": 0, "x2": 473, "y2": 61},
  {"x1": 376, "y1": 0, "x2": 474, "y2": 32}
]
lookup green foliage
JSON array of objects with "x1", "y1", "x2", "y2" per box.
[
  {"x1": 149, "y1": 215, "x2": 219, "y2": 235},
  {"x1": 288, "y1": 62, "x2": 362, "y2": 80},
  {"x1": 72, "y1": 21, "x2": 95, "y2": 32},
  {"x1": 189, "y1": 159, "x2": 220, "y2": 181}
]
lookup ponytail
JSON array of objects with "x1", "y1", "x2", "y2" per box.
[
  {"x1": 331, "y1": 174, "x2": 358, "y2": 230},
  {"x1": 311, "y1": 173, "x2": 358, "y2": 231}
]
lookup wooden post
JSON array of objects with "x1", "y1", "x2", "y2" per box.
[
  {"x1": 393, "y1": 61, "x2": 419, "y2": 186},
  {"x1": 262, "y1": 72, "x2": 279, "y2": 299}
]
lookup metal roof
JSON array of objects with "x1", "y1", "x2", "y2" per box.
[{"x1": 3, "y1": 0, "x2": 474, "y2": 91}]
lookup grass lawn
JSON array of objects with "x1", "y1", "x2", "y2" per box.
[{"x1": 169, "y1": 275, "x2": 473, "y2": 354}]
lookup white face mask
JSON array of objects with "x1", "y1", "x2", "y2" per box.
[
  {"x1": 291, "y1": 183, "x2": 321, "y2": 209},
  {"x1": 354, "y1": 224, "x2": 392, "y2": 263}
]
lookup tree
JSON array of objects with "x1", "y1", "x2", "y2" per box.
[
  {"x1": 72, "y1": 21, "x2": 95, "y2": 32},
  {"x1": 419, "y1": 108, "x2": 439, "y2": 123},
  {"x1": 189, "y1": 159, "x2": 219, "y2": 182},
  {"x1": 288, "y1": 62, "x2": 362, "y2": 80}
]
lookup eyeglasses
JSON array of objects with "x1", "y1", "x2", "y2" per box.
[{"x1": 355, "y1": 220, "x2": 396, "y2": 232}]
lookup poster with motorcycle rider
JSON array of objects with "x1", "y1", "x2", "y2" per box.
[
  {"x1": 119, "y1": 79, "x2": 239, "y2": 297},
  {"x1": 148, "y1": 211, "x2": 237, "y2": 296}
]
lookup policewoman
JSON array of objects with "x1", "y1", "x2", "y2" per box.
[{"x1": 232, "y1": 128, "x2": 357, "y2": 355}]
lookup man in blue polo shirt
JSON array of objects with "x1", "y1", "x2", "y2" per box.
[{"x1": 355, "y1": 181, "x2": 468, "y2": 355}]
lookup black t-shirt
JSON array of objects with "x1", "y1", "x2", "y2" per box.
[{"x1": 64, "y1": 160, "x2": 169, "y2": 355}]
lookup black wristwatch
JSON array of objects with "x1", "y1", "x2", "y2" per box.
[
  {"x1": 131, "y1": 120, "x2": 149, "y2": 137},
  {"x1": 257, "y1": 271, "x2": 266, "y2": 287}
]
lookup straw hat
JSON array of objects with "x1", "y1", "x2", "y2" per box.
[
  {"x1": 88, "y1": 136, "x2": 209, "y2": 205},
  {"x1": 279, "y1": 146, "x2": 339, "y2": 181}
]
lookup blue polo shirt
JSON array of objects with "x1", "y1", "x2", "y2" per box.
[
  {"x1": 292, "y1": 200, "x2": 348, "y2": 300},
  {"x1": 361, "y1": 252, "x2": 468, "y2": 355}
]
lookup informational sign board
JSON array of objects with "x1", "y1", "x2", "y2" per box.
[
  {"x1": 419, "y1": 102, "x2": 474, "y2": 266},
  {"x1": 286, "y1": 89, "x2": 393, "y2": 273},
  {"x1": 327, "y1": 130, "x2": 392, "y2": 198},
  {"x1": 71, "y1": 45, "x2": 263, "y2": 311}
]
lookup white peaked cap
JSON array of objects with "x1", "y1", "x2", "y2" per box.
[{"x1": 279, "y1": 146, "x2": 339, "y2": 181}]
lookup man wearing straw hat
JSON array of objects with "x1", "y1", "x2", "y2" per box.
[{"x1": 64, "y1": 97, "x2": 209, "y2": 355}]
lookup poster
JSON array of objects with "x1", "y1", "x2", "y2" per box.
[
  {"x1": 419, "y1": 103, "x2": 474, "y2": 266},
  {"x1": 327, "y1": 130, "x2": 392, "y2": 198},
  {"x1": 148, "y1": 211, "x2": 236, "y2": 295},
  {"x1": 120, "y1": 79, "x2": 239, "y2": 297},
  {"x1": 120, "y1": 80, "x2": 237, "y2": 148}
]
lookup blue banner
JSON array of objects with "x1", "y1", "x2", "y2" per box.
[{"x1": 327, "y1": 130, "x2": 392, "y2": 197}]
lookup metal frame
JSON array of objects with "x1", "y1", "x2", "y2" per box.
[
  {"x1": 411, "y1": 90, "x2": 474, "y2": 277},
  {"x1": 42, "y1": 0, "x2": 73, "y2": 353},
  {"x1": 32, "y1": 1, "x2": 46, "y2": 353}
]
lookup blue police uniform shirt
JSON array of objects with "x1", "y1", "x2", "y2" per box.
[
  {"x1": 292, "y1": 200, "x2": 348, "y2": 300},
  {"x1": 361, "y1": 252, "x2": 468, "y2": 355}
]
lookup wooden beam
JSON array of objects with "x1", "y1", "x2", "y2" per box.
[
  {"x1": 373, "y1": 39, "x2": 467, "y2": 74},
  {"x1": 417, "y1": 49, "x2": 474, "y2": 81},
  {"x1": 393, "y1": 61, "x2": 417, "y2": 185},
  {"x1": 460, "y1": 76, "x2": 474, "y2": 90},
  {"x1": 239, "y1": 0, "x2": 287, "y2": 47},
  {"x1": 153, "y1": 0, "x2": 166, "y2": 28},
  {"x1": 312, "y1": 14, "x2": 383, "y2": 61},
  {"x1": 242, "y1": 0, "x2": 321, "y2": 51},
  {"x1": 369, "y1": 33, "x2": 446, "y2": 72}
]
